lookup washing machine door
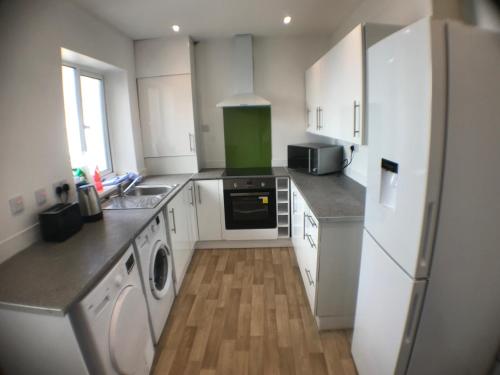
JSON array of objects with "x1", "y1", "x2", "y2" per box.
[
  {"x1": 149, "y1": 241, "x2": 173, "y2": 299},
  {"x1": 109, "y1": 285, "x2": 150, "y2": 375}
]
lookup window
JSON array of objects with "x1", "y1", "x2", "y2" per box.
[{"x1": 62, "y1": 65, "x2": 112, "y2": 174}]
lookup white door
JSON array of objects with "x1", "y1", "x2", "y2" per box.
[
  {"x1": 352, "y1": 230, "x2": 426, "y2": 375},
  {"x1": 364, "y1": 19, "x2": 446, "y2": 278},
  {"x1": 195, "y1": 180, "x2": 223, "y2": 241},
  {"x1": 137, "y1": 74, "x2": 196, "y2": 158},
  {"x1": 305, "y1": 62, "x2": 320, "y2": 134},
  {"x1": 109, "y1": 285, "x2": 152, "y2": 375},
  {"x1": 185, "y1": 181, "x2": 198, "y2": 250},
  {"x1": 333, "y1": 25, "x2": 365, "y2": 144},
  {"x1": 167, "y1": 190, "x2": 191, "y2": 293}
]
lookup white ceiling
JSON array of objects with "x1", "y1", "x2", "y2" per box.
[{"x1": 70, "y1": 0, "x2": 363, "y2": 40}]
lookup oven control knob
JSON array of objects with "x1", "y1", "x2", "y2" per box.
[
  {"x1": 260, "y1": 182, "x2": 265, "y2": 187},
  {"x1": 233, "y1": 182, "x2": 238, "y2": 188}
]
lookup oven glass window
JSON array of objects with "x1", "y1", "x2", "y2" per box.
[{"x1": 225, "y1": 190, "x2": 276, "y2": 229}]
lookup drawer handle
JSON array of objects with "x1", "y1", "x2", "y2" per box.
[
  {"x1": 306, "y1": 234, "x2": 316, "y2": 249},
  {"x1": 306, "y1": 214, "x2": 317, "y2": 228},
  {"x1": 305, "y1": 268, "x2": 314, "y2": 286}
]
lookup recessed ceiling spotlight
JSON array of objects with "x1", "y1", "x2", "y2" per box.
[
  {"x1": 283, "y1": 16, "x2": 292, "y2": 25},
  {"x1": 172, "y1": 25, "x2": 180, "y2": 32}
]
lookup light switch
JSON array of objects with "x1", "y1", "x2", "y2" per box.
[
  {"x1": 9, "y1": 195, "x2": 24, "y2": 215},
  {"x1": 34, "y1": 188, "x2": 48, "y2": 206},
  {"x1": 201, "y1": 124, "x2": 210, "y2": 132}
]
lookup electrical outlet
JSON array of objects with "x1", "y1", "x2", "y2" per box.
[
  {"x1": 34, "y1": 188, "x2": 48, "y2": 206},
  {"x1": 52, "y1": 180, "x2": 68, "y2": 198},
  {"x1": 9, "y1": 195, "x2": 24, "y2": 215}
]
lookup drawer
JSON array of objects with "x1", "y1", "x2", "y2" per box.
[{"x1": 305, "y1": 211, "x2": 319, "y2": 246}]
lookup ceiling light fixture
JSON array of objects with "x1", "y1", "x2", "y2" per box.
[
  {"x1": 283, "y1": 16, "x2": 292, "y2": 25},
  {"x1": 172, "y1": 25, "x2": 180, "y2": 32}
]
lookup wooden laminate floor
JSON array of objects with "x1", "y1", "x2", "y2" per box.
[{"x1": 153, "y1": 248, "x2": 357, "y2": 375}]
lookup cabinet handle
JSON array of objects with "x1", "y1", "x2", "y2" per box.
[
  {"x1": 169, "y1": 208, "x2": 176, "y2": 233},
  {"x1": 197, "y1": 185, "x2": 202, "y2": 204},
  {"x1": 303, "y1": 212, "x2": 307, "y2": 240},
  {"x1": 188, "y1": 133, "x2": 195, "y2": 152},
  {"x1": 306, "y1": 234, "x2": 316, "y2": 249},
  {"x1": 305, "y1": 268, "x2": 314, "y2": 286},
  {"x1": 353, "y1": 101, "x2": 360, "y2": 137},
  {"x1": 316, "y1": 107, "x2": 320, "y2": 130},
  {"x1": 306, "y1": 214, "x2": 317, "y2": 228},
  {"x1": 307, "y1": 108, "x2": 311, "y2": 129},
  {"x1": 318, "y1": 107, "x2": 323, "y2": 130},
  {"x1": 292, "y1": 192, "x2": 297, "y2": 213},
  {"x1": 188, "y1": 186, "x2": 194, "y2": 206}
]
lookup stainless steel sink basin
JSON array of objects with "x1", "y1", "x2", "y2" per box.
[
  {"x1": 126, "y1": 186, "x2": 174, "y2": 196},
  {"x1": 102, "y1": 184, "x2": 178, "y2": 210}
]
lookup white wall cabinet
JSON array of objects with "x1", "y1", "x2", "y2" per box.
[
  {"x1": 305, "y1": 25, "x2": 364, "y2": 143},
  {"x1": 138, "y1": 75, "x2": 196, "y2": 158},
  {"x1": 291, "y1": 180, "x2": 363, "y2": 330},
  {"x1": 305, "y1": 24, "x2": 399, "y2": 145},
  {"x1": 166, "y1": 184, "x2": 197, "y2": 293},
  {"x1": 194, "y1": 180, "x2": 223, "y2": 241},
  {"x1": 135, "y1": 36, "x2": 200, "y2": 174}
]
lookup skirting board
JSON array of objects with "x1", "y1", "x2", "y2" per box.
[
  {"x1": 315, "y1": 315, "x2": 354, "y2": 331},
  {"x1": 195, "y1": 239, "x2": 292, "y2": 249}
]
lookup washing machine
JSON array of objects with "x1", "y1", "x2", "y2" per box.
[
  {"x1": 72, "y1": 245, "x2": 154, "y2": 375},
  {"x1": 134, "y1": 212, "x2": 175, "y2": 344}
]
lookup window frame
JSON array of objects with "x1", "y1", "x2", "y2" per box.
[{"x1": 62, "y1": 63, "x2": 114, "y2": 176}]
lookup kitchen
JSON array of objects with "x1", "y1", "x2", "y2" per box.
[{"x1": 0, "y1": 0, "x2": 499, "y2": 374}]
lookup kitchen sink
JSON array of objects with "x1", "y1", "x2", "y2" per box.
[
  {"x1": 102, "y1": 184, "x2": 178, "y2": 210},
  {"x1": 125, "y1": 185, "x2": 174, "y2": 196}
]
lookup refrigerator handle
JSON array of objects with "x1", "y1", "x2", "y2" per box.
[
  {"x1": 419, "y1": 201, "x2": 435, "y2": 272},
  {"x1": 404, "y1": 290, "x2": 423, "y2": 345}
]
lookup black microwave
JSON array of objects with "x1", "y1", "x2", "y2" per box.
[{"x1": 287, "y1": 143, "x2": 344, "y2": 175}]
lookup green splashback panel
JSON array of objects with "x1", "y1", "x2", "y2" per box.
[{"x1": 223, "y1": 107, "x2": 272, "y2": 168}]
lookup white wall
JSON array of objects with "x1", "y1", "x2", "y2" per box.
[
  {"x1": 0, "y1": 0, "x2": 142, "y2": 262},
  {"x1": 194, "y1": 35, "x2": 331, "y2": 168}
]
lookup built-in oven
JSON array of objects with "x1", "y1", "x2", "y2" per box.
[{"x1": 223, "y1": 178, "x2": 276, "y2": 230}]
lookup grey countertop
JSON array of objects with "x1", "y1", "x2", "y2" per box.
[
  {"x1": 0, "y1": 174, "x2": 191, "y2": 316},
  {"x1": 286, "y1": 168, "x2": 365, "y2": 222},
  {"x1": 0, "y1": 168, "x2": 364, "y2": 316}
]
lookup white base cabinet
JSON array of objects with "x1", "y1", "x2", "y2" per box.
[
  {"x1": 291, "y1": 181, "x2": 363, "y2": 330},
  {"x1": 166, "y1": 183, "x2": 198, "y2": 293},
  {"x1": 194, "y1": 180, "x2": 223, "y2": 241}
]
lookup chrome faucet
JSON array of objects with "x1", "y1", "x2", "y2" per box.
[{"x1": 122, "y1": 176, "x2": 142, "y2": 196}]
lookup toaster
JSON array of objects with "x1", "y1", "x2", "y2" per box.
[{"x1": 39, "y1": 202, "x2": 83, "y2": 242}]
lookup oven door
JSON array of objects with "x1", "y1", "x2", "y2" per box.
[{"x1": 224, "y1": 189, "x2": 277, "y2": 230}]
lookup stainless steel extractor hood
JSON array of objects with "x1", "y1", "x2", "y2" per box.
[{"x1": 216, "y1": 34, "x2": 270, "y2": 108}]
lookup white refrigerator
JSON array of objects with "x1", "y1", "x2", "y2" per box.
[{"x1": 352, "y1": 18, "x2": 500, "y2": 375}]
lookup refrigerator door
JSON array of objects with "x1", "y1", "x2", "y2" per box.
[
  {"x1": 364, "y1": 18, "x2": 447, "y2": 278},
  {"x1": 407, "y1": 22, "x2": 500, "y2": 375},
  {"x1": 352, "y1": 230, "x2": 426, "y2": 375}
]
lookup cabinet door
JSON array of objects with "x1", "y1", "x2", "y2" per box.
[
  {"x1": 302, "y1": 207, "x2": 318, "y2": 313},
  {"x1": 334, "y1": 25, "x2": 364, "y2": 144},
  {"x1": 167, "y1": 189, "x2": 191, "y2": 293},
  {"x1": 195, "y1": 180, "x2": 222, "y2": 241},
  {"x1": 305, "y1": 62, "x2": 320, "y2": 134},
  {"x1": 291, "y1": 182, "x2": 305, "y2": 264},
  {"x1": 137, "y1": 74, "x2": 196, "y2": 157},
  {"x1": 185, "y1": 181, "x2": 198, "y2": 249}
]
